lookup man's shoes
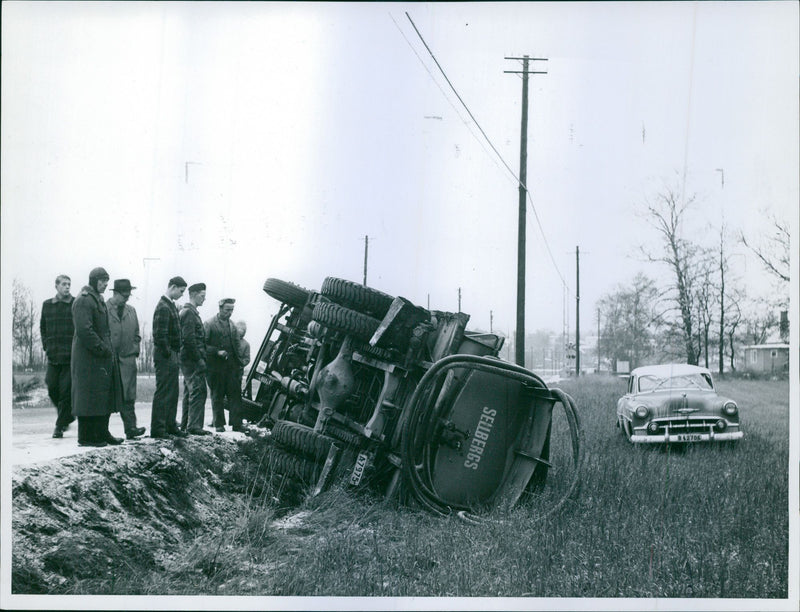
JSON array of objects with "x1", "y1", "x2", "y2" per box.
[
  {"x1": 188, "y1": 428, "x2": 211, "y2": 436},
  {"x1": 169, "y1": 429, "x2": 188, "y2": 438},
  {"x1": 150, "y1": 432, "x2": 171, "y2": 439},
  {"x1": 231, "y1": 425, "x2": 247, "y2": 433},
  {"x1": 126, "y1": 427, "x2": 146, "y2": 440},
  {"x1": 105, "y1": 435, "x2": 124, "y2": 445},
  {"x1": 79, "y1": 440, "x2": 108, "y2": 448},
  {"x1": 52, "y1": 427, "x2": 64, "y2": 439},
  {"x1": 215, "y1": 426, "x2": 226, "y2": 433}
]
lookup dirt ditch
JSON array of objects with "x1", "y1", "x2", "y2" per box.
[{"x1": 11, "y1": 434, "x2": 310, "y2": 594}]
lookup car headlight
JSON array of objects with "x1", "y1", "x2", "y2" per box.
[
  {"x1": 647, "y1": 421, "x2": 660, "y2": 434},
  {"x1": 723, "y1": 401, "x2": 737, "y2": 415},
  {"x1": 635, "y1": 405, "x2": 649, "y2": 419},
  {"x1": 715, "y1": 419, "x2": 727, "y2": 432}
]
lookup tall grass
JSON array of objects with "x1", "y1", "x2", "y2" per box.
[{"x1": 59, "y1": 376, "x2": 788, "y2": 598}]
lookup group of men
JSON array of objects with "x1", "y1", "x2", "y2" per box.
[{"x1": 39, "y1": 268, "x2": 250, "y2": 447}]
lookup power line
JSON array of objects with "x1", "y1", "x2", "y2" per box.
[
  {"x1": 402, "y1": 12, "x2": 568, "y2": 290},
  {"x1": 388, "y1": 13, "x2": 513, "y2": 186}
]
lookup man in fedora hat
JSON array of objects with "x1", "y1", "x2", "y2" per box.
[{"x1": 107, "y1": 279, "x2": 146, "y2": 440}]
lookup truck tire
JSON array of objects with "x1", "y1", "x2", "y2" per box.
[
  {"x1": 321, "y1": 420, "x2": 364, "y2": 448},
  {"x1": 267, "y1": 446, "x2": 322, "y2": 483},
  {"x1": 312, "y1": 302, "x2": 381, "y2": 343},
  {"x1": 321, "y1": 277, "x2": 395, "y2": 318},
  {"x1": 272, "y1": 420, "x2": 335, "y2": 461},
  {"x1": 263, "y1": 278, "x2": 310, "y2": 308}
]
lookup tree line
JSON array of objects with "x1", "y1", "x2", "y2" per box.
[{"x1": 597, "y1": 183, "x2": 790, "y2": 374}]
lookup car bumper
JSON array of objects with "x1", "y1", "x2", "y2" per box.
[{"x1": 630, "y1": 430, "x2": 743, "y2": 443}]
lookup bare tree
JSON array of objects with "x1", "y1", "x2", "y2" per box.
[
  {"x1": 716, "y1": 226, "x2": 727, "y2": 376},
  {"x1": 712, "y1": 223, "x2": 750, "y2": 376},
  {"x1": 743, "y1": 299, "x2": 778, "y2": 345},
  {"x1": 693, "y1": 252, "x2": 715, "y2": 368},
  {"x1": 740, "y1": 213, "x2": 790, "y2": 285},
  {"x1": 138, "y1": 323, "x2": 155, "y2": 374},
  {"x1": 598, "y1": 273, "x2": 661, "y2": 370},
  {"x1": 640, "y1": 186, "x2": 701, "y2": 365},
  {"x1": 12, "y1": 278, "x2": 38, "y2": 369},
  {"x1": 725, "y1": 297, "x2": 743, "y2": 372}
]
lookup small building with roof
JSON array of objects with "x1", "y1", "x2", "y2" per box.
[{"x1": 740, "y1": 343, "x2": 790, "y2": 375}]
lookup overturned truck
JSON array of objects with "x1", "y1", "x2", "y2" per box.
[{"x1": 242, "y1": 277, "x2": 581, "y2": 518}]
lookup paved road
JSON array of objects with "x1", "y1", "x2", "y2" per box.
[{"x1": 11, "y1": 399, "x2": 245, "y2": 467}]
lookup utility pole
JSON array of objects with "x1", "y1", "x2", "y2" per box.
[
  {"x1": 505, "y1": 54, "x2": 547, "y2": 367},
  {"x1": 458, "y1": 287, "x2": 461, "y2": 313},
  {"x1": 597, "y1": 306, "x2": 601, "y2": 373},
  {"x1": 575, "y1": 245, "x2": 580, "y2": 377},
  {"x1": 490, "y1": 310, "x2": 493, "y2": 333},
  {"x1": 363, "y1": 235, "x2": 368, "y2": 286}
]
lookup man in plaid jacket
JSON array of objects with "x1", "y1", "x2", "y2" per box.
[
  {"x1": 150, "y1": 276, "x2": 187, "y2": 439},
  {"x1": 40, "y1": 274, "x2": 75, "y2": 438}
]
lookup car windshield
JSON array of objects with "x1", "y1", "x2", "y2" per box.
[{"x1": 637, "y1": 373, "x2": 713, "y2": 392}]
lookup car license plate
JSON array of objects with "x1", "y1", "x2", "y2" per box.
[
  {"x1": 675, "y1": 434, "x2": 701, "y2": 442},
  {"x1": 349, "y1": 452, "x2": 369, "y2": 486}
]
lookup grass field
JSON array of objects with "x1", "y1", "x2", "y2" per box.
[{"x1": 56, "y1": 374, "x2": 789, "y2": 599}]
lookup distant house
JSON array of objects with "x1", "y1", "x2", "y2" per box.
[{"x1": 740, "y1": 343, "x2": 790, "y2": 375}]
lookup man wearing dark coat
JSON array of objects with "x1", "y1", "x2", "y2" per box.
[
  {"x1": 180, "y1": 282, "x2": 211, "y2": 435},
  {"x1": 107, "y1": 279, "x2": 146, "y2": 440},
  {"x1": 205, "y1": 298, "x2": 245, "y2": 432},
  {"x1": 150, "y1": 276, "x2": 188, "y2": 439},
  {"x1": 71, "y1": 267, "x2": 124, "y2": 447},
  {"x1": 40, "y1": 274, "x2": 75, "y2": 438}
]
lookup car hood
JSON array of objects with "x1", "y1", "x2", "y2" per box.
[{"x1": 631, "y1": 390, "x2": 731, "y2": 417}]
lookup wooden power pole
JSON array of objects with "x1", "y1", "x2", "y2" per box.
[
  {"x1": 576, "y1": 245, "x2": 580, "y2": 376},
  {"x1": 363, "y1": 235, "x2": 368, "y2": 286},
  {"x1": 505, "y1": 54, "x2": 547, "y2": 367}
]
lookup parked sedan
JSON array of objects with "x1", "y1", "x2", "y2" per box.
[{"x1": 616, "y1": 364, "x2": 742, "y2": 444}]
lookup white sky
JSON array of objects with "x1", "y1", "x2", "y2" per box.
[
  {"x1": 1, "y1": 3, "x2": 799, "y2": 609},
  {"x1": 2, "y1": 1, "x2": 797, "y2": 348}
]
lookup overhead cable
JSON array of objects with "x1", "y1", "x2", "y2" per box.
[{"x1": 402, "y1": 12, "x2": 568, "y2": 290}]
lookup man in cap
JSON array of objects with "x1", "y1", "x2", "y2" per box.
[
  {"x1": 107, "y1": 279, "x2": 146, "y2": 440},
  {"x1": 71, "y1": 267, "x2": 124, "y2": 446},
  {"x1": 180, "y1": 282, "x2": 211, "y2": 435},
  {"x1": 205, "y1": 298, "x2": 245, "y2": 432},
  {"x1": 40, "y1": 274, "x2": 75, "y2": 438},
  {"x1": 150, "y1": 276, "x2": 188, "y2": 439}
]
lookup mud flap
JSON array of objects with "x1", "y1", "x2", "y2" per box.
[{"x1": 428, "y1": 369, "x2": 554, "y2": 509}]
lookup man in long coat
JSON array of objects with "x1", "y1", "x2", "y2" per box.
[
  {"x1": 180, "y1": 282, "x2": 211, "y2": 435},
  {"x1": 150, "y1": 276, "x2": 187, "y2": 439},
  {"x1": 205, "y1": 298, "x2": 244, "y2": 432},
  {"x1": 107, "y1": 279, "x2": 146, "y2": 440},
  {"x1": 71, "y1": 267, "x2": 124, "y2": 447}
]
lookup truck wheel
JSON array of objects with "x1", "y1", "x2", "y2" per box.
[
  {"x1": 312, "y1": 302, "x2": 381, "y2": 343},
  {"x1": 272, "y1": 420, "x2": 335, "y2": 461},
  {"x1": 321, "y1": 277, "x2": 395, "y2": 318},
  {"x1": 321, "y1": 420, "x2": 364, "y2": 448},
  {"x1": 267, "y1": 446, "x2": 322, "y2": 484},
  {"x1": 263, "y1": 278, "x2": 311, "y2": 308}
]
